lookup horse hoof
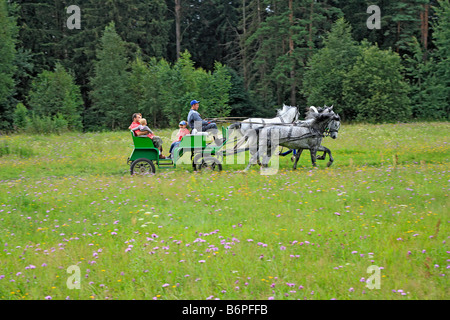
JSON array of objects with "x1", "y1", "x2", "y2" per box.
[{"x1": 327, "y1": 161, "x2": 333, "y2": 167}]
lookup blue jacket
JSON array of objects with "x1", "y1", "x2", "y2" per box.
[{"x1": 187, "y1": 109, "x2": 209, "y2": 131}]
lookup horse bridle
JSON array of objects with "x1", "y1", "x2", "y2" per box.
[{"x1": 324, "y1": 116, "x2": 341, "y2": 137}]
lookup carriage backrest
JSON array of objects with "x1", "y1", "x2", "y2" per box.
[
  {"x1": 179, "y1": 132, "x2": 208, "y2": 149},
  {"x1": 130, "y1": 131, "x2": 155, "y2": 148}
]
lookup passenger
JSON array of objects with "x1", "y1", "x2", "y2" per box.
[
  {"x1": 129, "y1": 113, "x2": 143, "y2": 133},
  {"x1": 187, "y1": 100, "x2": 222, "y2": 145},
  {"x1": 130, "y1": 117, "x2": 166, "y2": 159},
  {"x1": 168, "y1": 121, "x2": 190, "y2": 159}
]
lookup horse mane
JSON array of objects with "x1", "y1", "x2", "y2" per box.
[
  {"x1": 304, "y1": 105, "x2": 335, "y2": 119},
  {"x1": 276, "y1": 104, "x2": 294, "y2": 116},
  {"x1": 304, "y1": 106, "x2": 319, "y2": 119}
]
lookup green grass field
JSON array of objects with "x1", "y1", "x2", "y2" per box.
[{"x1": 0, "y1": 122, "x2": 448, "y2": 300}]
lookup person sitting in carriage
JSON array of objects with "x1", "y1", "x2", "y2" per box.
[
  {"x1": 129, "y1": 113, "x2": 166, "y2": 159},
  {"x1": 167, "y1": 120, "x2": 190, "y2": 159},
  {"x1": 187, "y1": 100, "x2": 223, "y2": 146}
]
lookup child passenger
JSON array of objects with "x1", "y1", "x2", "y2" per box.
[{"x1": 168, "y1": 121, "x2": 190, "y2": 159}]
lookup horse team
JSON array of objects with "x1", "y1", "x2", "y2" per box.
[{"x1": 228, "y1": 105, "x2": 341, "y2": 171}]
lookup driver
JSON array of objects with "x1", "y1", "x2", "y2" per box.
[{"x1": 187, "y1": 100, "x2": 222, "y2": 145}]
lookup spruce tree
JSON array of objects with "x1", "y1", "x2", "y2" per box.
[
  {"x1": 89, "y1": 22, "x2": 132, "y2": 131},
  {"x1": 342, "y1": 43, "x2": 411, "y2": 123},
  {"x1": 27, "y1": 63, "x2": 83, "y2": 131},
  {"x1": 429, "y1": 0, "x2": 450, "y2": 119},
  {"x1": 0, "y1": 0, "x2": 18, "y2": 130},
  {"x1": 302, "y1": 18, "x2": 360, "y2": 120}
]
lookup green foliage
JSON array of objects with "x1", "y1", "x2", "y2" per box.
[
  {"x1": 23, "y1": 113, "x2": 68, "y2": 135},
  {"x1": 129, "y1": 51, "x2": 232, "y2": 128},
  {"x1": 0, "y1": 0, "x2": 18, "y2": 131},
  {"x1": 243, "y1": 0, "x2": 343, "y2": 108},
  {"x1": 196, "y1": 62, "x2": 232, "y2": 119},
  {"x1": 429, "y1": 0, "x2": 450, "y2": 118},
  {"x1": 342, "y1": 43, "x2": 411, "y2": 123},
  {"x1": 13, "y1": 102, "x2": 29, "y2": 131},
  {"x1": 304, "y1": 19, "x2": 413, "y2": 123},
  {"x1": 227, "y1": 67, "x2": 261, "y2": 117},
  {"x1": 0, "y1": 0, "x2": 17, "y2": 103},
  {"x1": 13, "y1": 101, "x2": 69, "y2": 135},
  {"x1": 158, "y1": 51, "x2": 199, "y2": 127},
  {"x1": 1, "y1": 0, "x2": 448, "y2": 128},
  {"x1": 400, "y1": 1, "x2": 449, "y2": 120},
  {"x1": 89, "y1": 22, "x2": 132, "y2": 131},
  {"x1": 27, "y1": 63, "x2": 83, "y2": 131},
  {"x1": 404, "y1": 38, "x2": 448, "y2": 119},
  {"x1": 303, "y1": 18, "x2": 360, "y2": 118},
  {"x1": 128, "y1": 56, "x2": 162, "y2": 128}
]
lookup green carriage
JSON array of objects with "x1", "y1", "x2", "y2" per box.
[{"x1": 127, "y1": 127, "x2": 229, "y2": 175}]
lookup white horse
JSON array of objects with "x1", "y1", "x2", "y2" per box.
[
  {"x1": 228, "y1": 105, "x2": 299, "y2": 158},
  {"x1": 244, "y1": 106, "x2": 341, "y2": 171},
  {"x1": 229, "y1": 104, "x2": 299, "y2": 135}
]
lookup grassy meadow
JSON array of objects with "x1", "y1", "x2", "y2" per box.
[{"x1": 0, "y1": 122, "x2": 448, "y2": 300}]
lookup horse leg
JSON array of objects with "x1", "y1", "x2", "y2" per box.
[
  {"x1": 244, "y1": 150, "x2": 259, "y2": 171},
  {"x1": 322, "y1": 146, "x2": 333, "y2": 167},
  {"x1": 317, "y1": 151, "x2": 327, "y2": 160},
  {"x1": 310, "y1": 147, "x2": 318, "y2": 167},
  {"x1": 293, "y1": 149, "x2": 303, "y2": 170},
  {"x1": 234, "y1": 135, "x2": 247, "y2": 151},
  {"x1": 246, "y1": 130, "x2": 262, "y2": 166}
]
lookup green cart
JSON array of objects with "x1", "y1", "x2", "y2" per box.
[{"x1": 127, "y1": 126, "x2": 230, "y2": 175}]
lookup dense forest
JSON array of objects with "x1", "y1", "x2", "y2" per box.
[{"x1": 0, "y1": 0, "x2": 448, "y2": 133}]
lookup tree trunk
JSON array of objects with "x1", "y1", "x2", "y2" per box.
[
  {"x1": 289, "y1": 0, "x2": 296, "y2": 106},
  {"x1": 175, "y1": 0, "x2": 181, "y2": 60},
  {"x1": 420, "y1": 3, "x2": 429, "y2": 60},
  {"x1": 309, "y1": 1, "x2": 314, "y2": 50},
  {"x1": 242, "y1": 0, "x2": 247, "y2": 90}
]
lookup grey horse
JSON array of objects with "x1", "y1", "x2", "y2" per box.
[
  {"x1": 228, "y1": 105, "x2": 303, "y2": 166},
  {"x1": 245, "y1": 106, "x2": 341, "y2": 171},
  {"x1": 229, "y1": 104, "x2": 300, "y2": 135},
  {"x1": 228, "y1": 105, "x2": 299, "y2": 157}
]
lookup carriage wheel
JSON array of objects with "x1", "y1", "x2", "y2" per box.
[
  {"x1": 130, "y1": 158, "x2": 156, "y2": 175},
  {"x1": 193, "y1": 154, "x2": 222, "y2": 172}
]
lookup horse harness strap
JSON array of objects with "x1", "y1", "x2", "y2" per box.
[
  {"x1": 287, "y1": 125, "x2": 294, "y2": 140},
  {"x1": 283, "y1": 127, "x2": 324, "y2": 143}
]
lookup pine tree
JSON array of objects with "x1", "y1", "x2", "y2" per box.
[
  {"x1": 27, "y1": 63, "x2": 83, "y2": 131},
  {"x1": 242, "y1": 0, "x2": 341, "y2": 110},
  {"x1": 342, "y1": 42, "x2": 411, "y2": 123},
  {"x1": 89, "y1": 22, "x2": 132, "y2": 131},
  {"x1": 432, "y1": 0, "x2": 450, "y2": 105},
  {"x1": 404, "y1": 0, "x2": 449, "y2": 120},
  {"x1": 197, "y1": 62, "x2": 232, "y2": 118},
  {"x1": 388, "y1": 0, "x2": 430, "y2": 53},
  {"x1": 0, "y1": 0, "x2": 18, "y2": 130},
  {"x1": 129, "y1": 56, "x2": 166, "y2": 128},
  {"x1": 302, "y1": 18, "x2": 360, "y2": 120}
]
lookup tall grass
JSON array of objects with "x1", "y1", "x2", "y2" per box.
[{"x1": 0, "y1": 122, "x2": 448, "y2": 300}]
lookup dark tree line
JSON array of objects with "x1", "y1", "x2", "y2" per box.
[{"x1": 0, "y1": 0, "x2": 448, "y2": 133}]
